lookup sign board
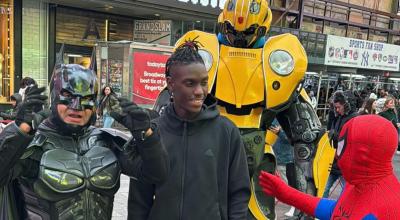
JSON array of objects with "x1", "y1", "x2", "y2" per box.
[
  {"x1": 134, "y1": 20, "x2": 172, "y2": 45},
  {"x1": 132, "y1": 52, "x2": 170, "y2": 105},
  {"x1": 324, "y1": 35, "x2": 400, "y2": 71}
]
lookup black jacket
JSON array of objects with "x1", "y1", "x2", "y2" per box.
[
  {"x1": 128, "y1": 95, "x2": 251, "y2": 220},
  {"x1": 329, "y1": 111, "x2": 358, "y2": 175},
  {"x1": 379, "y1": 108, "x2": 398, "y2": 129}
]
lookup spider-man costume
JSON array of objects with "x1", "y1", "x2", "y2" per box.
[{"x1": 260, "y1": 115, "x2": 400, "y2": 219}]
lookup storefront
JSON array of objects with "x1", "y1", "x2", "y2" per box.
[{"x1": 0, "y1": 0, "x2": 14, "y2": 103}]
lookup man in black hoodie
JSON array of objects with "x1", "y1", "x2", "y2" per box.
[{"x1": 128, "y1": 41, "x2": 251, "y2": 220}]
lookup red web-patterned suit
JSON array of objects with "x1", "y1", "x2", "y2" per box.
[{"x1": 259, "y1": 115, "x2": 400, "y2": 219}]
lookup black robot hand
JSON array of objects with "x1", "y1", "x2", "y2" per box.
[
  {"x1": 110, "y1": 98, "x2": 151, "y2": 142},
  {"x1": 15, "y1": 86, "x2": 48, "y2": 132}
]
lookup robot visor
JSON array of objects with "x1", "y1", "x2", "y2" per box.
[{"x1": 224, "y1": 22, "x2": 259, "y2": 48}]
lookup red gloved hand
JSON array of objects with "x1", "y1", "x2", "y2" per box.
[
  {"x1": 259, "y1": 170, "x2": 320, "y2": 216},
  {"x1": 259, "y1": 171, "x2": 291, "y2": 202}
]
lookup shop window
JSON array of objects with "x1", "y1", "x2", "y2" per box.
[
  {"x1": 370, "y1": 15, "x2": 389, "y2": 29},
  {"x1": 271, "y1": 0, "x2": 285, "y2": 8},
  {"x1": 378, "y1": 0, "x2": 392, "y2": 13},
  {"x1": 287, "y1": 0, "x2": 299, "y2": 11},
  {"x1": 347, "y1": 26, "x2": 368, "y2": 40},
  {"x1": 393, "y1": 19, "x2": 400, "y2": 31},
  {"x1": 193, "y1": 20, "x2": 203, "y2": 31},
  {"x1": 0, "y1": 0, "x2": 14, "y2": 103},
  {"x1": 313, "y1": 0, "x2": 325, "y2": 16},
  {"x1": 369, "y1": 30, "x2": 388, "y2": 43},
  {"x1": 285, "y1": 15, "x2": 298, "y2": 28},
  {"x1": 204, "y1": 21, "x2": 217, "y2": 34},
  {"x1": 327, "y1": 4, "x2": 348, "y2": 21},
  {"x1": 303, "y1": 0, "x2": 314, "y2": 14},
  {"x1": 349, "y1": 9, "x2": 364, "y2": 24},
  {"x1": 301, "y1": 17, "x2": 323, "y2": 33},
  {"x1": 391, "y1": 35, "x2": 400, "y2": 45},
  {"x1": 323, "y1": 21, "x2": 346, "y2": 37},
  {"x1": 22, "y1": 0, "x2": 48, "y2": 88}
]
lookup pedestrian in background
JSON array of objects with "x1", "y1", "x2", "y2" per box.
[
  {"x1": 358, "y1": 98, "x2": 377, "y2": 115},
  {"x1": 0, "y1": 93, "x2": 22, "y2": 120},
  {"x1": 18, "y1": 77, "x2": 37, "y2": 101},
  {"x1": 309, "y1": 90, "x2": 317, "y2": 109},
  {"x1": 325, "y1": 90, "x2": 358, "y2": 198},
  {"x1": 270, "y1": 119, "x2": 299, "y2": 217},
  {"x1": 97, "y1": 86, "x2": 119, "y2": 128},
  {"x1": 378, "y1": 96, "x2": 398, "y2": 129}
]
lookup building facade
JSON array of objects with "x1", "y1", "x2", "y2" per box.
[{"x1": 4, "y1": 0, "x2": 400, "y2": 106}]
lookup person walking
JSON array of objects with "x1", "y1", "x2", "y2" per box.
[
  {"x1": 98, "y1": 86, "x2": 119, "y2": 128},
  {"x1": 270, "y1": 119, "x2": 299, "y2": 217},
  {"x1": 324, "y1": 90, "x2": 358, "y2": 198}
]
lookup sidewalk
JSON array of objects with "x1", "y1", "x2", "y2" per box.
[{"x1": 112, "y1": 153, "x2": 400, "y2": 219}]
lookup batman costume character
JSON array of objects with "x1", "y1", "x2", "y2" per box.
[{"x1": 0, "y1": 55, "x2": 168, "y2": 220}]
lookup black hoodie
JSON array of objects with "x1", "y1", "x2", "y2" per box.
[{"x1": 128, "y1": 95, "x2": 250, "y2": 220}]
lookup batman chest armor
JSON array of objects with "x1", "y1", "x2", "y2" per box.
[
  {"x1": 39, "y1": 146, "x2": 120, "y2": 193},
  {"x1": 23, "y1": 133, "x2": 121, "y2": 220}
]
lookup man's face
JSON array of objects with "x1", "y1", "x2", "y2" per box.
[
  {"x1": 334, "y1": 102, "x2": 345, "y2": 116},
  {"x1": 57, "y1": 104, "x2": 93, "y2": 126},
  {"x1": 167, "y1": 63, "x2": 208, "y2": 120},
  {"x1": 57, "y1": 90, "x2": 94, "y2": 126}
]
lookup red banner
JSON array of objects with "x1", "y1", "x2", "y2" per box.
[{"x1": 132, "y1": 51, "x2": 170, "y2": 105}]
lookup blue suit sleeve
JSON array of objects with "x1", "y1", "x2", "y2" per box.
[
  {"x1": 362, "y1": 214, "x2": 378, "y2": 220},
  {"x1": 314, "y1": 199, "x2": 337, "y2": 220}
]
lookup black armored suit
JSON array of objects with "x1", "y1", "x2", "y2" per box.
[
  {"x1": 0, "y1": 60, "x2": 167, "y2": 220},
  {"x1": 0, "y1": 119, "x2": 166, "y2": 220}
]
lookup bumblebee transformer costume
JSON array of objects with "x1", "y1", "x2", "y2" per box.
[
  {"x1": 0, "y1": 55, "x2": 168, "y2": 220},
  {"x1": 153, "y1": 0, "x2": 334, "y2": 219}
]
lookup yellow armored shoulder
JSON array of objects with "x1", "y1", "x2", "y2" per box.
[
  {"x1": 175, "y1": 30, "x2": 219, "y2": 90},
  {"x1": 263, "y1": 33, "x2": 308, "y2": 109}
]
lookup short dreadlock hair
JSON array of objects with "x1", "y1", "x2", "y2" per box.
[{"x1": 165, "y1": 38, "x2": 205, "y2": 77}]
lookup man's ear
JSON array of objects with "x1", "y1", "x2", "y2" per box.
[{"x1": 166, "y1": 76, "x2": 173, "y2": 92}]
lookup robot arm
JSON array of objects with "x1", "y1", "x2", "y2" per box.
[
  {"x1": 276, "y1": 90, "x2": 333, "y2": 196},
  {"x1": 276, "y1": 92, "x2": 322, "y2": 163}
]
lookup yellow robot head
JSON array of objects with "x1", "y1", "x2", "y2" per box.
[{"x1": 218, "y1": 0, "x2": 272, "y2": 48}]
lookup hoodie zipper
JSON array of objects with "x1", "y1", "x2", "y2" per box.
[{"x1": 179, "y1": 122, "x2": 188, "y2": 220}]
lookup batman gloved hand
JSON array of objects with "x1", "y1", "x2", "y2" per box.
[
  {"x1": 110, "y1": 98, "x2": 151, "y2": 144},
  {"x1": 15, "y1": 86, "x2": 48, "y2": 134}
]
